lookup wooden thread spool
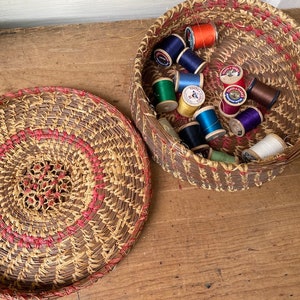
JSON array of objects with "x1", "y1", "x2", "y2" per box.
[
  {"x1": 219, "y1": 65, "x2": 245, "y2": 88},
  {"x1": 219, "y1": 85, "x2": 247, "y2": 118},
  {"x1": 177, "y1": 85, "x2": 205, "y2": 117},
  {"x1": 158, "y1": 117, "x2": 180, "y2": 141},
  {"x1": 193, "y1": 105, "x2": 226, "y2": 141},
  {"x1": 153, "y1": 34, "x2": 186, "y2": 67},
  {"x1": 176, "y1": 47, "x2": 207, "y2": 74},
  {"x1": 185, "y1": 23, "x2": 218, "y2": 50},
  {"x1": 152, "y1": 78, "x2": 178, "y2": 113},
  {"x1": 208, "y1": 148, "x2": 239, "y2": 164},
  {"x1": 173, "y1": 71, "x2": 204, "y2": 93},
  {"x1": 177, "y1": 121, "x2": 210, "y2": 155},
  {"x1": 246, "y1": 77, "x2": 280, "y2": 109},
  {"x1": 241, "y1": 133, "x2": 287, "y2": 162},
  {"x1": 229, "y1": 106, "x2": 264, "y2": 137}
]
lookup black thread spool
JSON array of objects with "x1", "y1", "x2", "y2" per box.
[
  {"x1": 246, "y1": 77, "x2": 280, "y2": 109},
  {"x1": 177, "y1": 121, "x2": 209, "y2": 157}
]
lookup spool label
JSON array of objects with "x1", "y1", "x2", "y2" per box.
[
  {"x1": 220, "y1": 65, "x2": 243, "y2": 85},
  {"x1": 182, "y1": 86, "x2": 205, "y2": 106},
  {"x1": 154, "y1": 50, "x2": 172, "y2": 67},
  {"x1": 220, "y1": 65, "x2": 242, "y2": 77},
  {"x1": 223, "y1": 85, "x2": 247, "y2": 105}
]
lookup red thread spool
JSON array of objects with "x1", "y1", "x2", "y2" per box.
[
  {"x1": 185, "y1": 23, "x2": 218, "y2": 50},
  {"x1": 246, "y1": 77, "x2": 280, "y2": 109},
  {"x1": 219, "y1": 65, "x2": 245, "y2": 88},
  {"x1": 219, "y1": 85, "x2": 247, "y2": 118}
]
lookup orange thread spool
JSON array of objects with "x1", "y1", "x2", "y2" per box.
[{"x1": 185, "y1": 23, "x2": 218, "y2": 50}]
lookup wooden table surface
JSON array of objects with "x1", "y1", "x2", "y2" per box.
[{"x1": 0, "y1": 8, "x2": 300, "y2": 300}]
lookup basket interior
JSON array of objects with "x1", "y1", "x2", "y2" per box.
[{"x1": 140, "y1": 0, "x2": 300, "y2": 160}]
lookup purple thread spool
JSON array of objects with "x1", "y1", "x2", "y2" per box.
[
  {"x1": 176, "y1": 47, "x2": 207, "y2": 74},
  {"x1": 153, "y1": 34, "x2": 186, "y2": 67},
  {"x1": 229, "y1": 106, "x2": 264, "y2": 137}
]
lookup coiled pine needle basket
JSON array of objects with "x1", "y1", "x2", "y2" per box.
[
  {"x1": 0, "y1": 87, "x2": 151, "y2": 299},
  {"x1": 130, "y1": 0, "x2": 300, "y2": 191}
]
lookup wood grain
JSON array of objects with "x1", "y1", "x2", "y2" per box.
[{"x1": 0, "y1": 9, "x2": 299, "y2": 300}]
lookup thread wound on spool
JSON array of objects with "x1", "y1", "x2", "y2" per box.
[
  {"x1": 246, "y1": 77, "x2": 280, "y2": 109},
  {"x1": 152, "y1": 77, "x2": 178, "y2": 113},
  {"x1": 177, "y1": 85, "x2": 205, "y2": 117},
  {"x1": 153, "y1": 34, "x2": 186, "y2": 67},
  {"x1": 158, "y1": 117, "x2": 180, "y2": 141},
  {"x1": 185, "y1": 23, "x2": 218, "y2": 50},
  {"x1": 241, "y1": 133, "x2": 287, "y2": 162},
  {"x1": 208, "y1": 148, "x2": 238, "y2": 164},
  {"x1": 176, "y1": 47, "x2": 207, "y2": 74},
  {"x1": 193, "y1": 105, "x2": 226, "y2": 141},
  {"x1": 177, "y1": 121, "x2": 209, "y2": 154},
  {"x1": 229, "y1": 106, "x2": 264, "y2": 137},
  {"x1": 220, "y1": 65, "x2": 245, "y2": 88},
  {"x1": 220, "y1": 85, "x2": 247, "y2": 117},
  {"x1": 173, "y1": 71, "x2": 204, "y2": 93}
]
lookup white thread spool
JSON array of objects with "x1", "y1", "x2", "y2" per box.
[{"x1": 242, "y1": 133, "x2": 287, "y2": 162}]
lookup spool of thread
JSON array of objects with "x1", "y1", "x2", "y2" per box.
[
  {"x1": 177, "y1": 85, "x2": 205, "y2": 117},
  {"x1": 246, "y1": 77, "x2": 280, "y2": 109},
  {"x1": 184, "y1": 23, "x2": 218, "y2": 50},
  {"x1": 242, "y1": 133, "x2": 287, "y2": 162},
  {"x1": 153, "y1": 34, "x2": 186, "y2": 67},
  {"x1": 193, "y1": 105, "x2": 226, "y2": 141},
  {"x1": 158, "y1": 117, "x2": 180, "y2": 141},
  {"x1": 208, "y1": 148, "x2": 239, "y2": 164},
  {"x1": 229, "y1": 106, "x2": 264, "y2": 137},
  {"x1": 219, "y1": 65, "x2": 245, "y2": 88},
  {"x1": 152, "y1": 78, "x2": 178, "y2": 113},
  {"x1": 177, "y1": 121, "x2": 210, "y2": 154},
  {"x1": 219, "y1": 85, "x2": 247, "y2": 118},
  {"x1": 176, "y1": 47, "x2": 207, "y2": 74},
  {"x1": 173, "y1": 71, "x2": 204, "y2": 93}
]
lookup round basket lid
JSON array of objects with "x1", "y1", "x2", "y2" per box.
[{"x1": 0, "y1": 87, "x2": 151, "y2": 299}]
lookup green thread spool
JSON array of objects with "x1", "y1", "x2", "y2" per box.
[
  {"x1": 158, "y1": 117, "x2": 180, "y2": 141},
  {"x1": 208, "y1": 148, "x2": 238, "y2": 164},
  {"x1": 152, "y1": 78, "x2": 178, "y2": 113}
]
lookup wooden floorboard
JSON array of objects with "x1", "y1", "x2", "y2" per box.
[{"x1": 0, "y1": 8, "x2": 299, "y2": 300}]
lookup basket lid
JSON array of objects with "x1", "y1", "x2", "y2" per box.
[{"x1": 0, "y1": 87, "x2": 151, "y2": 299}]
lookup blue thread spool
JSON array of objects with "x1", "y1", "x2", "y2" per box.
[
  {"x1": 153, "y1": 34, "x2": 186, "y2": 67},
  {"x1": 176, "y1": 47, "x2": 207, "y2": 74},
  {"x1": 193, "y1": 105, "x2": 226, "y2": 141},
  {"x1": 229, "y1": 106, "x2": 264, "y2": 137},
  {"x1": 177, "y1": 121, "x2": 210, "y2": 156},
  {"x1": 173, "y1": 70, "x2": 204, "y2": 93}
]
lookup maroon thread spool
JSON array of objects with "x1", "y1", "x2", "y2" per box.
[
  {"x1": 219, "y1": 65, "x2": 245, "y2": 88},
  {"x1": 219, "y1": 85, "x2": 247, "y2": 118},
  {"x1": 246, "y1": 77, "x2": 280, "y2": 109}
]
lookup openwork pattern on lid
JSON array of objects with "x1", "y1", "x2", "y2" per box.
[{"x1": 17, "y1": 160, "x2": 72, "y2": 213}]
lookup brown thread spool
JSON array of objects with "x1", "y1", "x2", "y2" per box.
[{"x1": 246, "y1": 77, "x2": 280, "y2": 109}]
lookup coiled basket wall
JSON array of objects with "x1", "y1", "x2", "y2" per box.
[{"x1": 130, "y1": 0, "x2": 300, "y2": 191}]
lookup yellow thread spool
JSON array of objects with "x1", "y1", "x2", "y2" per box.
[{"x1": 177, "y1": 85, "x2": 205, "y2": 117}]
